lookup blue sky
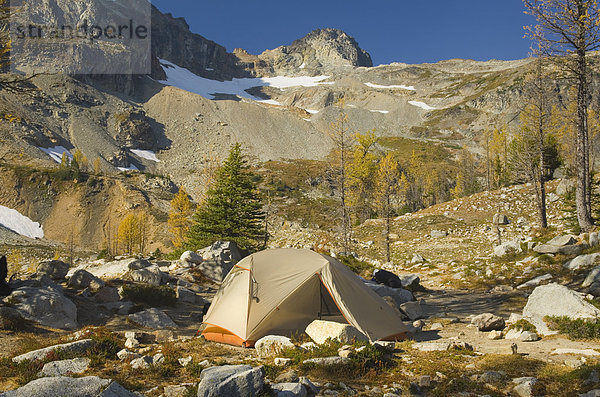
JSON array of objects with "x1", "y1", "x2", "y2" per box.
[{"x1": 151, "y1": 1, "x2": 535, "y2": 66}]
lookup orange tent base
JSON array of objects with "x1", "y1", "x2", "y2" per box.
[{"x1": 201, "y1": 331, "x2": 256, "y2": 348}]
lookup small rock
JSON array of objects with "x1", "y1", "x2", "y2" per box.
[
  {"x1": 12, "y1": 339, "x2": 94, "y2": 363},
  {"x1": 117, "y1": 349, "x2": 141, "y2": 361},
  {"x1": 274, "y1": 357, "x2": 292, "y2": 367},
  {"x1": 430, "y1": 322, "x2": 443, "y2": 330},
  {"x1": 512, "y1": 377, "x2": 537, "y2": 397},
  {"x1": 271, "y1": 382, "x2": 307, "y2": 397},
  {"x1": 130, "y1": 356, "x2": 153, "y2": 369},
  {"x1": 154, "y1": 329, "x2": 175, "y2": 343},
  {"x1": 124, "y1": 337, "x2": 139, "y2": 349},
  {"x1": 488, "y1": 330, "x2": 503, "y2": 340}
]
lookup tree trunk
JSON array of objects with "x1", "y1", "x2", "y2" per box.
[{"x1": 576, "y1": 46, "x2": 594, "y2": 231}]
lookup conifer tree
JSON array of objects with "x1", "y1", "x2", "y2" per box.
[
  {"x1": 347, "y1": 129, "x2": 379, "y2": 223},
  {"x1": 186, "y1": 143, "x2": 265, "y2": 251},
  {"x1": 168, "y1": 186, "x2": 193, "y2": 248},
  {"x1": 118, "y1": 213, "x2": 141, "y2": 255}
]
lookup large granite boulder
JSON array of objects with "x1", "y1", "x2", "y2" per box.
[
  {"x1": 523, "y1": 283, "x2": 600, "y2": 335},
  {"x1": 197, "y1": 365, "x2": 264, "y2": 397},
  {"x1": 36, "y1": 260, "x2": 69, "y2": 281},
  {"x1": 0, "y1": 376, "x2": 136, "y2": 397},
  {"x1": 305, "y1": 320, "x2": 367, "y2": 345},
  {"x1": 4, "y1": 286, "x2": 77, "y2": 330},
  {"x1": 534, "y1": 235, "x2": 584, "y2": 255}
]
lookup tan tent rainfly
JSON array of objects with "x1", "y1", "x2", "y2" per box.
[{"x1": 201, "y1": 248, "x2": 411, "y2": 347}]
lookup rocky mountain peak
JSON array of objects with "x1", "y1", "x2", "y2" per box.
[{"x1": 290, "y1": 28, "x2": 373, "y2": 68}]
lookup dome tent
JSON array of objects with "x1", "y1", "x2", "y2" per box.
[{"x1": 201, "y1": 248, "x2": 411, "y2": 347}]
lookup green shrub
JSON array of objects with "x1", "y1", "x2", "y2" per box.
[
  {"x1": 121, "y1": 284, "x2": 177, "y2": 307},
  {"x1": 546, "y1": 316, "x2": 600, "y2": 339},
  {"x1": 509, "y1": 319, "x2": 537, "y2": 333}
]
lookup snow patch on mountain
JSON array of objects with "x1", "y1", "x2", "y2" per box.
[
  {"x1": 365, "y1": 82, "x2": 415, "y2": 91},
  {"x1": 408, "y1": 100, "x2": 436, "y2": 110},
  {"x1": 159, "y1": 59, "x2": 332, "y2": 104},
  {"x1": 39, "y1": 146, "x2": 73, "y2": 163},
  {"x1": 131, "y1": 149, "x2": 160, "y2": 162},
  {"x1": 0, "y1": 205, "x2": 44, "y2": 239}
]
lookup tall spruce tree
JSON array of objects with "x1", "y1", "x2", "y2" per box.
[{"x1": 186, "y1": 143, "x2": 265, "y2": 251}]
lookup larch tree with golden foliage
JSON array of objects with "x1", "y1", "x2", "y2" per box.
[
  {"x1": 375, "y1": 153, "x2": 400, "y2": 263},
  {"x1": 168, "y1": 187, "x2": 193, "y2": 249},
  {"x1": 347, "y1": 129, "x2": 379, "y2": 223},
  {"x1": 118, "y1": 213, "x2": 140, "y2": 255},
  {"x1": 524, "y1": 0, "x2": 600, "y2": 231}
]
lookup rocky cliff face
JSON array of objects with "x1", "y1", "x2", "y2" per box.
[{"x1": 150, "y1": 6, "x2": 244, "y2": 80}]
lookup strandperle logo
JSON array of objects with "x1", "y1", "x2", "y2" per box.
[
  {"x1": 9, "y1": 0, "x2": 151, "y2": 75},
  {"x1": 13, "y1": 19, "x2": 149, "y2": 43}
]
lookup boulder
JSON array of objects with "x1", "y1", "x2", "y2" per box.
[
  {"x1": 588, "y1": 281, "x2": 600, "y2": 297},
  {"x1": 523, "y1": 283, "x2": 600, "y2": 335},
  {"x1": 196, "y1": 241, "x2": 242, "y2": 282},
  {"x1": 128, "y1": 308, "x2": 177, "y2": 329},
  {"x1": 512, "y1": 377, "x2": 537, "y2": 397},
  {"x1": 0, "y1": 376, "x2": 136, "y2": 397},
  {"x1": 372, "y1": 269, "x2": 402, "y2": 288},
  {"x1": 67, "y1": 269, "x2": 105, "y2": 291},
  {"x1": 36, "y1": 260, "x2": 69, "y2": 280},
  {"x1": 13, "y1": 339, "x2": 95, "y2": 363},
  {"x1": 401, "y1": 274, "x2": 421, "y2": 289},
  {"x1": 516, "y1": 274, "x2": 552, "y2": 289},
  {"x1": 493, "y1": 238, "x2": 522, "y2": 257},
  {"x1": 471, "y1": 313, "x2": 505, "y2": 332},
  {"x1": 591, "y1": 232, "x2": 599, "y2": 247},
  {"x1": 176, "y1": 286, "x2": 197, "y2": 304},
  {"x1": 366, "y1": 282, "x2": 414, "y2": 306},
  {"x1": 556, "y1": 178, "x2": 575, "y2": 196},
  {"x1": 534, "y1": 235, "x2": 583, "y2": 255},
  {"x1": 180, "y1": 251, "x2": 203, "y2": 265},
  {"x1": 38, "y1": 358, "x2": 91, "y2": 377},
  {"x1": 0, "y1": 306, "x2": 26, "y2": 330},
  {"x1": 271, "y1": 383, "x2": 307, "y2": 397},
  {"x1": 197, "y1": 364, "x2": 264, "y2": 397},
  {"x1": 254, "y1": 335, "x2": 295, "y2": 358},
  {"x1": 126, "y1": 265, "x2": 164, "y2": 286},
  {"x1": 505, "y1": 329, "x2": 540, "y2": 342},
  {"x1": 130, "y1": 356, "x2": 153, "y2": 369},
  {"x1": 4, "y1": 286, "x2": 78, "y2": 330},
  {"x1": 565, "y1": 254, "x2": 600, "y2": 271},
  {"x1": 583, "y1": 265, "x2": 600, "y2": 288},
  {"x1": 94, "y1": 286, "x2": 121, "y2": 303},
  {"x1": 305, "y1": 320, "x2": 367, "y2": 345},
  {"x1": 302, "y1": 356, "x2": 351, "y2": 366},
  {"x1": 399, "y1": 301, "x2": 425, "y2": 321},
  {"x1": 127, "y1": 259, "x2": 152, "y2": 270}
]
